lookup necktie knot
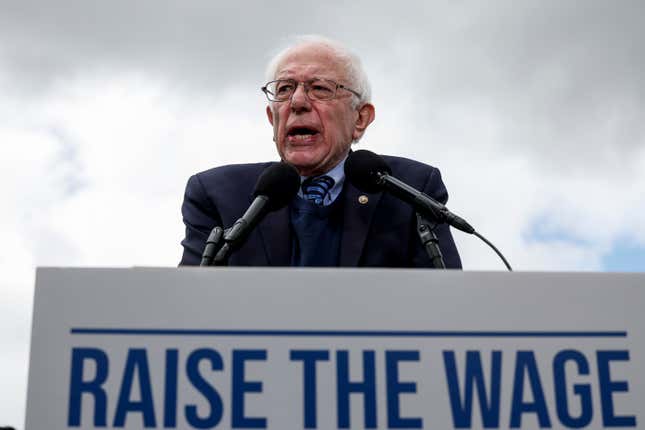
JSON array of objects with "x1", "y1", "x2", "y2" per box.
[{"x1": 301, "y1": 175, "x2": 335, "y2": 206}]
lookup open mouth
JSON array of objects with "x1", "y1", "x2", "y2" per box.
[{"x1": 287, "y1": 126, "x2": 320, "y2": 142}]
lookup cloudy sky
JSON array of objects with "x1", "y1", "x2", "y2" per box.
[{"x1": 1, "y1": 0, "x2": 644, "y2": 427}]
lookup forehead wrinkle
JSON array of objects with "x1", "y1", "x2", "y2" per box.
[{"x1": 276, "y1": 64, "x2": 340, "y2": 81}]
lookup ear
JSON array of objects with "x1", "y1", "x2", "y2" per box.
[
  {"x1": 266, "y1": 105, "x2": 274, "y2": 126},
  {"x1": 352, "y1": 103, "x2": 375, "y2": 141}
]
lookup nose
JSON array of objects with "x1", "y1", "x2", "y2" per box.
[{"x1": 290, "y1": 82, "x2": 311, "y2": 113}]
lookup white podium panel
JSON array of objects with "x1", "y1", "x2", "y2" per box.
[{"x1": 26, "y1": 268, "x2": 644, "y2": 429}]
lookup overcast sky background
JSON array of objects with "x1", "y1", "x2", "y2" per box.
[{"x1": 1, "y1": 1, "x2": 644, "y2": 427}]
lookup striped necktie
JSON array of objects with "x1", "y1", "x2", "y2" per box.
[{"x1": 301, "y1": 175, "x2": 335, "y2": 206}]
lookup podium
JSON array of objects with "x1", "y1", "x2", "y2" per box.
[{"x1": 26, "y1": 268, "x2": 643, "y2": 429}]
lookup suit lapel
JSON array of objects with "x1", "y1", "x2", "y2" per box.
[{"x1": 339, "y1": 183, "x2": 382, "y2": 266}]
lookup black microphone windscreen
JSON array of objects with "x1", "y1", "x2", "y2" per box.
[
  {"x1": 253, "y1": 162, "x2": 301, "y2": 210},
  {"x1": 345, "y1": 150, "x2": 392, "y2": 193}
]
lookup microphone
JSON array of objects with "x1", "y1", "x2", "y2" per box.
[
  {"x1": 212, "y1": 162, "x2": 300, "y2": 264},
  {"x1": 345, "y1": 150, "x2": 475, "y2": 234},
  {"x1": 345, "y1": 150, "x2": 513, "y2": 271}
]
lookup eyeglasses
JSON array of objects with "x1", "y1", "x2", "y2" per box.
[{"x1": 261, "y1": 78, "x2": 361, "y2": 102}]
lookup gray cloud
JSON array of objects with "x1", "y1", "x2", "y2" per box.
[
  {"x1": 4, "y1": 1, "x2": 643, "y2": 145},
  {"x1": 1, "y1": 1, "x2": 281, "y2": 96},
  {"x1": 395, "y1": 1, "x2": 645, "y2": 167}
]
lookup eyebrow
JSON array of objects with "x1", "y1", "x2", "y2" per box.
[{"x1": 275, "y1": 69, "x2": 337, "y2": 80}]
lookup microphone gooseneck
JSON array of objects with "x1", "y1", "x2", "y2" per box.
[
  {"x1": 345, "y1": 150, "x2": 474, "y2": 233},
  {"x1": 345, "y1": 150, "x2": 512, "y2": 271}
]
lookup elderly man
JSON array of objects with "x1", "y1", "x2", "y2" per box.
[{"x1": 180, "y1": 36, "x2": 461, "y2": 268}]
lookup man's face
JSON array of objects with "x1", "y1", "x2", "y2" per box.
[{"x1": 266, "y1": 45, "x2": 372, "y2": 177}]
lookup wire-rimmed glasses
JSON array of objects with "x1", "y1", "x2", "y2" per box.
[{"x1": 261, "y1": 78, "x2": 361, "y2": 102}]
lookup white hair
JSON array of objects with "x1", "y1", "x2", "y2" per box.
[{"x1": 264, "y1": 35, "x2": 372, "y2": 107}]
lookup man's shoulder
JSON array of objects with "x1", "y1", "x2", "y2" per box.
[
  {"x1": 380, "y1": 154, "x2": 437, "y2": 170},
  {"x1": 379, "y1": 154, "x2": 441, "y2": 186},
  {"x1": 185, "y1": 161, "x2": 277, "y2": 200}
]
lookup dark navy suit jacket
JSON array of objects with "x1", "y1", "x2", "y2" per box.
[{"x1": 180, "y1": 155, "x2": 462, "y2": 268}]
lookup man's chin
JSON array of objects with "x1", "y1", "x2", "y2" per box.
[{"x1": 284, "y1": 156, "x2": 326, "y2": 176}]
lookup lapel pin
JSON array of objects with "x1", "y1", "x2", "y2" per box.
[{"x1": 358, "y1": 195, "x2": 369, "y2": 204}]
